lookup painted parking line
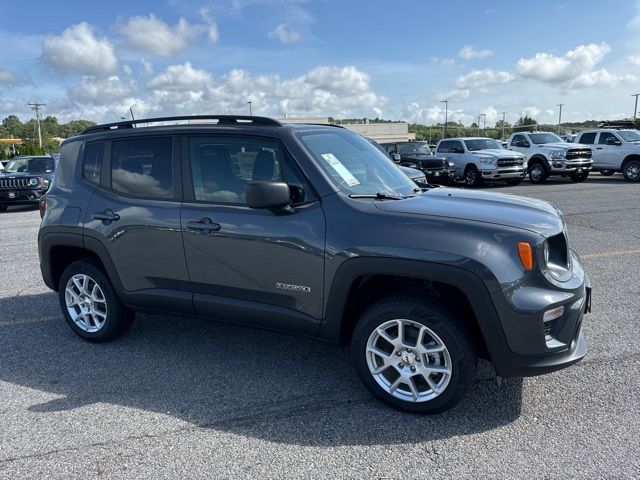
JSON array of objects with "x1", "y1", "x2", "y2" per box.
[
  {"x1": 0, "y1": 316, "x2": 60, "y2": 326},
  {"x1": 581, "y1": 248, "x2": 640, "y2": 260}
]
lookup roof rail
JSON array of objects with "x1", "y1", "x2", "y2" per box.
[{"x1": 80, "y1": 115, "x2": 282, "y2": 135}]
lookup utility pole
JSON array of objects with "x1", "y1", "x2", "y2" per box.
[
  {"x1": 247, "y1": 101, "x2": 252, "y2": 116},
  {"x1": 557, "y1": 103, "x2": 564, "y2": 133},
  {"x1": 440, "y1": 100, "x2": 448, "y2": 138},
  {"x1": 477, "y1": 115, "x2": 481, "y2": 136},
  {"x1": 27, "y1": 102, "x2": 45, "y2": 148},
  {"x1": 480, "y1": 113, "x2": 487, "y2": 135},
  {"x1": 501, "y1": 112, "x2": 507, "y2": 140},
  {"x1": 632, "y1": 94, "x2": 640, "y2": 119}
]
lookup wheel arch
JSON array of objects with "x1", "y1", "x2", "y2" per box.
[{"x1": 622, "y1": 154, "x2": 640, "y2": 168}]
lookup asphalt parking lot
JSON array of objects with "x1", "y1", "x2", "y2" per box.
[{"x1": 1, "y1": 174, "x2": 639, "y2": 479}]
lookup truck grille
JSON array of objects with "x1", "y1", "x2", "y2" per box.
[
  {"x1": 0, "y1": 178, "x2": 31, "y2": 189},
  {"x1": 566, "y1": 149, "x2": 592, "y2": 160},
  {"x1": 418, "y1": 158, "x2": 449, "y2": 171},
  {"x1": 497, "y1": 158, "x2": 524, "y2": 167}
]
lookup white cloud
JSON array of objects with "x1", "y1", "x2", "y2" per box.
[
  {"x1": 141, "y1": 59, "x2": 153, "y2": 75},
  {"x1": 41, "y1": 22, "x2": 117, "y2": 76},
  {"x1": 68, "y1": 76, "x2": 135, "y2": 105},
  {"x1": 456, "y1": 69, "x2": 515, "y2": 89},
  {"x1": 119, "y1": 14, "x2": 218, "y2": 57},
  {"x1": 430, "y1": 57, "x2": 455, "y2": 67},
  {"x1": 122, "y1": 65, "x2": 132, "y2": 76},
  {"x1": 199, "y1": 8, "x2": 220, "y2": 42},
  {"x1": 401, "y1": 102, "x2": 474, "y2": 125},
  {"x1": 569, "y1": 68, "x2": 636, "y2": 89},
  {"x1": 516, "y1": 43, "x2": 610, "y2": 84},
  {"x1": 458, "y1": 45, "x2": 494, "y2": 59},
  {"x1": 438, "y1": 89, "x2": 470, "y2": 101},
  {"x1": 628, "y1": 54, "x2": 640, "y2": 66},
  {"x1": 268, "y1": 23, "x2": 301, "y2": 43},
  {"x1": 0, "y1": 68, "x2": 29, "y2": 86},
  {"x1": 147, "y1": 63, "x2": 212, "y2": 91}
]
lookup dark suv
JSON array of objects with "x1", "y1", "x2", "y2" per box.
[
  {"x1": 381, "y1": 141, "x2": 453, "y2": 185},
  {"x1": 39, "y1": 116, "x2": 591, "y2": 414},
  {"x1": 0, "y1": 155, "x2": 56, "y2": 211}
]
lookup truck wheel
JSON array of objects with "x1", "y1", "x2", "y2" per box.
[
  {"x1": 528, "y1": 161, "x2": 548, "y2": 184},
  {"x1": 599, "y1": 170, "x2": 614, "y2": 176},
  {"x1": 570, "y1": 171, "x2": 589, "y2": 182},
  {"x1": 351, "y1": 294, "x2": 477, "y2": 414},
  {"x1": 58, "y1": 259, "x2": 133, "y2": 342},
  {"x1": 622, "y1": 160, "x2": 640, "y2": 182},
  {"x1": 0, "y1": 204, "x2": 7, "y2": 212},
  {"x1": 505, "y1": 178, "x2": 522, "y2": 186},
  {"x1": 464, "y1": 165, "x2": 483, "y2": 188}
]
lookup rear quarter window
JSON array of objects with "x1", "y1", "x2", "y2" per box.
[{"x1": 83, "y1": 141, "x2": 105, "y2": 185}]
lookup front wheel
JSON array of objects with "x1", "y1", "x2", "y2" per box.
[
  {"x1": 570, "y1": 171, "x2": 589, "y2": 182},
  {"x1": 464, "y1": 165, "x2": 483, "y2": 188},
  {"x1": 58, "y1": 259, "x2": 133, "y2": 342},
  {"x1": 351, "y1": 295, "x2": 477, "y2": 414},
  {"x1": 528, "y1": 162, "x2": 548, "y2": 184},
  {"x1": 623, "y1": 160, "x2": 640, "y2": 182}
]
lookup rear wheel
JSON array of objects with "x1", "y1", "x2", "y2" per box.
[
  {"x1": 570, "y1": 171, "x2": 589, "y2": 182},
  {"x1": 464, "y1": 165, "x2": 483, "y2": 188},
  {"x1": 58, "y1": 259, "x2": 133, "y2": 342},
  {"x1": 622, "y1": 160, "x2": 640, "y2": 182},
  {"x1": 351, "y1": 295, "x2": 477, "y2": 414},
  {"x1": 599, "y1": 170, "x2": 615, "y2": 176},
  {"x1": 528, "y1": 161, "x2": 548, "y2": 184},
  {"x1": 505, "y1": 178, "x2": 523, "y2": 186}
]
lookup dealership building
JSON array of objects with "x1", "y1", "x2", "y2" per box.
[{"x1": 279, "y1": 116, "x2": 415, "y2": 143}]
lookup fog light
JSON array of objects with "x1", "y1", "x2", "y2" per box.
[{"x1": 543, "y1": 305, "x2": 564, "y2": 322}]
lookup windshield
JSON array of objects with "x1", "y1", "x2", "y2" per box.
[
  {"x1": 299, "y1": 130, "x2": 417, "y2": 197},
  {"x1": 464, "y1": 139, "x2": 502, "y2": 151},
  {"x1": 528, "y1": 133, "x2": 562, "y2": 144},
  {"x1": 396, "y1": 142, "x2": 432, "y2": 155},
  {"x1": 618, "y1": 130, "x2": 640, "y2": 142},
  {"x1": 4, "y1": 157, "x2": 54, "y2": 174}
]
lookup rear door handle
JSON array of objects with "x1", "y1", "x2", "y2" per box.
[
  {"x1": 596, "y1": 147, "x2": 603, "y2": 150},
  {"x1": 187, "y1": 218, "x2": 221, "y2": 233},
  {"x1": 92, "y1": 209, "x2": 120, "y2": 223}
]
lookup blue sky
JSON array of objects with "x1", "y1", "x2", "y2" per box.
[{"x1": 1, "y1": 0, "x2": 639, "y2": 126}]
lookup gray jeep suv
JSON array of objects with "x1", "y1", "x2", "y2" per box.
[{"x1": 39, "y1": 115, "x2": 591, "y2": 414}]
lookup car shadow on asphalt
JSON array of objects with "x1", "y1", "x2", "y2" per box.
[{"x1": 1, "y1": 292, "x2": 523, "y2": 446}]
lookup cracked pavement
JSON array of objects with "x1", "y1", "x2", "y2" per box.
[{"x1": 1, "y1": 174, "x2": 639, "y2": 479}]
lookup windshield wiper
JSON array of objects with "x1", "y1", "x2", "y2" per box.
[{"x1": 349, "y1": 192, "x2": 406, "y2": 200}]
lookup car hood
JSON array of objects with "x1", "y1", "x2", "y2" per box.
[
  {"x1": 398, "y1": 165, "x2": 423, "y2": 178},
  {"x1": 470, "y1": 149, "x2": 523, "y2": 158},
  {"x1": 374, "y1": 187, "x2": 563, "y2": 236},
  {"x1": 536, "y1": 142, "x2": 590, "y2": 151}
]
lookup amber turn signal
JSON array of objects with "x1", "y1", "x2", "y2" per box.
[{"x1": 517, "y1": 242, "x2": 534, "y2": 270}]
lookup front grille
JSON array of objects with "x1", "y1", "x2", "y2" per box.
[
  {"x1": 497, "y1": 157, "x2": 524, "y2": 167},
  {"x1": 418, "y1": 158, "x2": 448, "y2": 170},
  {"x1": 0, "y1": 178, "x2": 31, "y2": 189},
  {"x1": 566, "y1": 149, "x2": 592, "y2": 160}
]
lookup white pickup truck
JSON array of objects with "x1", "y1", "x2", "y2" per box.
[
  {"x1": 574, "y1": 129, "x2": 640, "y2": 182},
  {"x1": 507, "y1": 131, "x2": 593, "y2": 183}
]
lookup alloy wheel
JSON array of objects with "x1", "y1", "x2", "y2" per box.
[
  {"x1": 64, "y1": 274, "x2": 108, "y2": 333},
  {"x1": 365, "y1": 319, "x2": 452, "y2": 402}
]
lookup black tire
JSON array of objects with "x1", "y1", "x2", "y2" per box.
[
  {"x1": 0, "y1": 204, "x2": 7, "y2": 212},
  {"x1": 622, "y1": 160, "x2": 640, "y2": 182},
  {"x1": 570, "y1": 171, "x2": 589, "y2": 182},
  {"x1": 599, "y1": 170, "x2": 615, "y2": 176},
  {"x1": 464, "y1": 165, "x2": 483, "y2": 188},
  {"x1": 528, "y1": 161, "x2": 548, "y2": 184},
  {"x1": 58, "y1": 259, "x2": 133, "y2": 342},
  {"x1": 505, "y1": 178, "x2": 523, "y2": 186},
  {"x1": 351, "y1": 294, "x2": 477, "y2": 414}
]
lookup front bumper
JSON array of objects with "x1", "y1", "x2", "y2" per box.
[
  {"x1": 480, "y1": 166, "x2": 526, "y2": 180},
  {"x1": 424, "y1": 169, "x2": 453, "y2": 185},
  {"x1": 488, "y1": 251, "x2": 589, "y2": 377},
  {"x1": 0, "y1": 189, "x2": 47, "y2": 205},
  {"x1": 550, "y1": 158, "x2": 593, "y2": 174}
]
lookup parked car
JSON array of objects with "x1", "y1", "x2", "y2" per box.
[
  {"x1": 0, "y1": 155, "x2": 56, "y2": 212},
  {"x1": 366, "y1": 138, "x2": 428, "y2": 185},
  {"x1": 435, "y1": 137, "x2": 527, "y2": 187},
  {"x1": 380, "y1": 141, "x2": 453, "y2": 185},
  {"x1": 507, "y1": 132, "x2": 592, "y2": 183},
  {"x1": 574, "y1": 129, "x2": 640, "y2": 182},
  {"x1": 39, "y1": 115, "x2": 590, "y2": 414}
]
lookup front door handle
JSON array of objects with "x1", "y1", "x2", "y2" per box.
[
  {"x1": 92, "y1": 209, "x2": 120, "y2": 224},
  {"x1": 187, "y1": 218, "x2": 221, "y2": 233},
  {"x1": 596, "y1": 147, "x2": 603, "y2": 150}
]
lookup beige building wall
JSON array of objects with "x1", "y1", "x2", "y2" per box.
[{"x1": 277, "y1": 117, "x2": 415, "y2": 142}]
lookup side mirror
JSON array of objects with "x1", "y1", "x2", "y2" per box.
[
  {"x1": 391, "y1": 153, "x2": 402, "y2": 162},
  {"x1": 246, "y1": 180, "x2": 291, "y2": 210},
  {"x1": 606, "y1": 137, "x2": 621, "y2": 146}
]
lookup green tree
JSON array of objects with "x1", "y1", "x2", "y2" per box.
[
  {"x1": 515, "y1": 115, "x2": 537, "y2": 126},
  {"x1": 2, "y1": 115, "x2": 23, "y2": 137}
]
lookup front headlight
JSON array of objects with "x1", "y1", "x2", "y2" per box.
[
  {"x1": 448, "y1": 161, "x2": 455, "y2": 168},
  {"x1": 29, "y1": 177, "x2": 38, "y2": 186},
  {"x1": 414, "y1": 176, "x2": 427, "y2": 184},
  {"x1": 479, "y1": 157, "x2": 496, "y2": 164},
  {"x1": 550, "y1": 151, "x2": 565, "y2": 160}
]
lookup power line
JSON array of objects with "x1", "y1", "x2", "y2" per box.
[{"x1": 27, "y1": 102, "x2": 46, "y2": 148}]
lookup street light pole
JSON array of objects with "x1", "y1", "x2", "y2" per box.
[
  {"x1": 477, "y1": 115, "x2": 481, "y2": 136},
  {"x1": 480, "y1": 113, "x2": 487, "y2": 135},
  {"x1": 557, "y1": 103, "x2": 564, "y2": 133},
  {"x1": 440, "y1": 100, "x2": 448, "y2": 138},
  {"x1": 632, "y1": 94, "x2": 640, "y2": 119},
  {"x1": 247, "y1": 101, "x2": 252, "y2": 116},
  {"x1": 501, "y1": 112, "x2": 507, "y2": 140},
  {"x1": 27, "y1": 102, "x2": 45, "y2": 148}
]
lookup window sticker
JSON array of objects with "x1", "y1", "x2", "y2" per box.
[{"x1": 321, "y1": 153, "x2": 360, "y2": 187}]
